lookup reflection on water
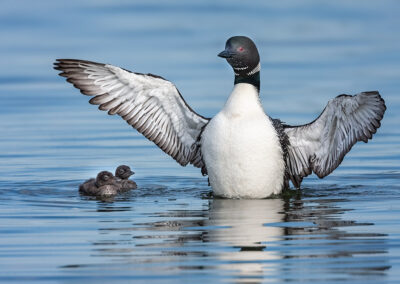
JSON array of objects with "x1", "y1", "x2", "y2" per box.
[
  {"x1": 0, "y1": 176, "x2": 397, "y2": 283},
  {"x1": 207, "y1": 199, "x2": 284, "y2": 282},
  {"x1": 280, "y1": 197, "x2": 391, "y2": 280},
  {"x1": 72, "y1": 186, "x2": 392, "y2": 283}
]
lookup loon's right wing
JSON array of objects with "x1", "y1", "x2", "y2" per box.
[{"x1": 54, "y1": 59, "x2": 209, "y2": 172}]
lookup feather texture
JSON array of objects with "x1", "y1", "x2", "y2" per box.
[
  {"x1": 54, "y1": 59, "x2": 209, "y2": 172},
  {"x1": 284, "y1": 91, "x2": 386, "y2": 188}
]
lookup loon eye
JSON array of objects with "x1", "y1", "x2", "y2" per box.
[{"x1": 237, "y1": 47, "x2": 244, "y2": 52}]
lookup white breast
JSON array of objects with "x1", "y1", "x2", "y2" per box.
[{"x1": 201, "y1": 83, "x2": 285, "y2": 198}]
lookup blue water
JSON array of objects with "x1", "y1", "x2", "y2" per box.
[{"x1": 1, "y1": 1, "x2": 400, "y2": 283}]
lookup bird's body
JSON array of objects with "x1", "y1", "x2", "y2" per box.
[
  {"x1": 79, "y1": 178, "x2": 95, "y2": 193},
  {"x1": 56, "y1": 36, "x2": 386, "y2": 199},
  {"x1": 96, "y1": 184, "x2": 119, "y2": 196},
  {"x1": 202, "y1": 83, "x2": 284, "y2": 198},
  {"x1": 115, "y1": 165, "x2": 137, "y2": 192},
  {"x1": 79, "y1": 171, "x2": 119, "y2": 196},
  {"x1": 117, "y1": 179, "x2": 137, "y2": 192}
]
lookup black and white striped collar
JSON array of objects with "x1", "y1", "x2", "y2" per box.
[
  {"x1": 234, "y1": 62, "x2": 260, "y2": 77},
  {"x1": 234, "y1": 63, "x2": 260, "y2": 91}
]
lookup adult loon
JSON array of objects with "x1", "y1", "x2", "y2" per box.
[{"x1": 55, "y1": 36, "x2": 386, "y2": 199}]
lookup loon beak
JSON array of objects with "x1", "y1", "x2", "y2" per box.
[
  {"x1": 129, "y1": 170, "x2": 135, "y2": 176},
  {"x1": 218, "y1": 50, "x2": 234, "y2": 58}
]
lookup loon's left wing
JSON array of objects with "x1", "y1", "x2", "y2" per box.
[{"x1": 284, "y1": 91, "x2": 386, "y2": 188}]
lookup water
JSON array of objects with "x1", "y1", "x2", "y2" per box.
[{"x1": 1, "y1": 0, "x2": 400, "y2": 283}]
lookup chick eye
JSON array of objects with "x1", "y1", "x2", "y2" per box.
[{"x1": 237, "y1": 47, "x2": 244, "y2": 52}]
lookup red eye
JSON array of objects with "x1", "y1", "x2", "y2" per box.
[{"x1": 238, "y1": 47, "x2": 244, "y2": 52}]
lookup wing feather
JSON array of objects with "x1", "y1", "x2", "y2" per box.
[
  {"x1": 284, "y1": 91, "x2": 386, "y2": 188},
  {"x1": 55, "y1": 59, "x2": 209, "y2": 169}
]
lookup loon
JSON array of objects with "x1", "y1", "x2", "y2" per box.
[
  {"x1": 115, "y1": 165, "x2": 137, "y2": 191},
  {"x1": 56, "y1": 36, "x2": 386, "y2": 199},
  {"x1": 79, "y1": 171, "x2": 119, "y2": 196}
]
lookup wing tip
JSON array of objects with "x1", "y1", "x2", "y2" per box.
[
  {"x1": 361, "y1": 90, "x2": 386, "y2": 111},
  {"x1": 53, "y1": 59, "x2": 106, "y2": 71}
]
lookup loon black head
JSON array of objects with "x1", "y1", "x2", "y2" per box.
[
  {"x1": 115, "y1": 165, "x2": 134, "y2": 180},
  {"x1": 218, "y1": 36, "x2": 260, "y2": 90},
  {"x1": 95, "y1": 171, "x2": 115, "y2": 187}
]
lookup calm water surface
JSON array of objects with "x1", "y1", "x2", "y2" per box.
[{"x1": 1, "y1": 1, "x2": 400, "y2": 283}]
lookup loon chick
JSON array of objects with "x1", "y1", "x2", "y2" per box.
[
  {"x1": 115, "y1": 165, "x2": 137, "y2": 192},
  {"x1": 56, "y1": 36, "x2": 386, "y2": 199},
  {"x1": 79, "y1": 171, "x2": 119, "y2": 196}
]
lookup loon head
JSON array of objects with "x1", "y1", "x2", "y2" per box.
[
  {"x1": 218, "y1": 36, "x2": 260, "y2": 78},
  {"x1": 95, "y1": 171, "x2": 115, "y2": 187},
  {"x1": 115, "y1": 165, "x2": 134, "y2": 180}
]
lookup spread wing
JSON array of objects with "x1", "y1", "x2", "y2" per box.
[
  {"x1": 54, "y1": 59, "x2": 209, "y2": 172},
  {"x1": 284, "y1": 91, "x2": 386, "y2": 188}
]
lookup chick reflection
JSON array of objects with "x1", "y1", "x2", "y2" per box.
[{"x1": 206, "y1": 198, "x2": 284, "y2": 282}]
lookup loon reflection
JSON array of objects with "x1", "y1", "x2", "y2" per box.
[
  {"x1": 206, "y1": 198, "x2": 285, "y2": 282},
  {"x1": 87, "y1": 193, "x2": 389, "y2": 283}
]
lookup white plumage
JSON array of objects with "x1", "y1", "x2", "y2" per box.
[{"x1": 201, "y1": 83, "x2": 284, "y2": 198}]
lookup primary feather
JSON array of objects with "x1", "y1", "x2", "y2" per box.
[
  {"x1": 54, "y1": 59, "x2": 209, "y2": 173},
  {"x1": 284, "y1": 91, "x2": 386, "y2": 188}
]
